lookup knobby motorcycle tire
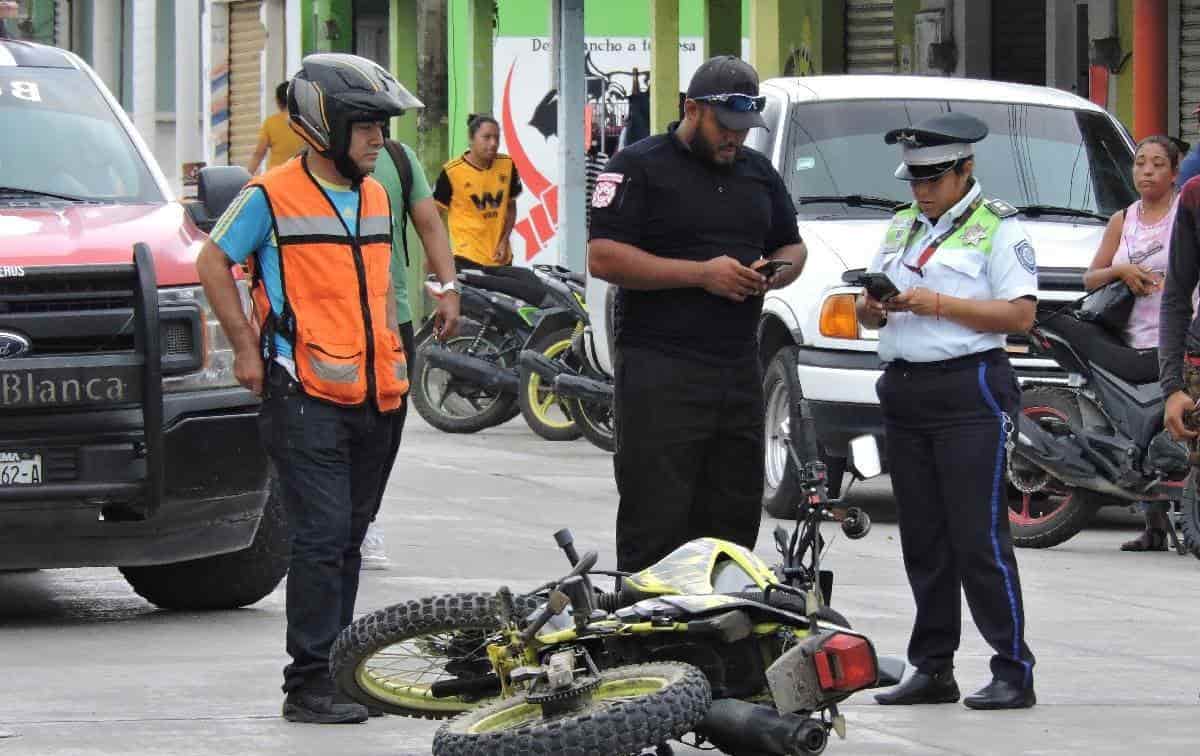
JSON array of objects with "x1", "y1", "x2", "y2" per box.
[
  {"x1": 432, "y1": 662, "x2": 712, "y2": 756},
  {"x1": 1179, "y1": 474, "x2": 1200, "y2": 560},
  {"x1": 330, "y1": 592, "x2": 540, "y2": 719}
]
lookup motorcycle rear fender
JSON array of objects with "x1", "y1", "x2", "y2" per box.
[{"x1": 527, "y1": 307, "x2": 579, "y2": 346}]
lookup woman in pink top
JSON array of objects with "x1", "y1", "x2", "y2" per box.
[{"x1": 1084, "y1": 135, "x2": 1182, "y2": 551}]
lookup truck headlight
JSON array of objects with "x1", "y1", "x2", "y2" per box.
[{"x1": 160, "y1": 282, "x2": 250, "y2": 393}]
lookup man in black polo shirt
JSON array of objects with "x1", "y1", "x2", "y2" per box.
[{"x1": 588, "y1": 56, "x2": 806, "y2": 572}]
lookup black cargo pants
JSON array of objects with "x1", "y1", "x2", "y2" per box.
[
  {"x1": 258, "y1": 362, "x2": 396, "y2": 693},
  {"x1": 877, "y1": 349, "x2": 1036, "y2": 687},
  {"x1": 613, "y1": 345, "x2": 764, "y2": 572}
]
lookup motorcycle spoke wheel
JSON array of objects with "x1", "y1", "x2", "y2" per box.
[
  {"x1": 433, "y1": 662, "x2": 711, "y2": 756},
  {"x1": 331, "y1": 593, "x2": 540, "y2": 719}
]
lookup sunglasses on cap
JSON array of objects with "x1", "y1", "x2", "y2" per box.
[{"x1": 691, "y1": 93, "x2": 767, "y2": 113}]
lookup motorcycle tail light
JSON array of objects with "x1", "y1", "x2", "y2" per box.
[{"x1": 813, "y1": 632, "x2": 878, "y2": 694}]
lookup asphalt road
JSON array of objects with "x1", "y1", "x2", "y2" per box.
[{"x1": 2, "y1": 414, "x2": 1199, "y2": 755}]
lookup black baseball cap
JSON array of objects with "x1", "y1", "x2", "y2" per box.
[{"x1": 685, "y1": 55, "x2": 767, "y2": 131}]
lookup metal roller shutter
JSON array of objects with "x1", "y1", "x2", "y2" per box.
[
  {"x1": 1182, "y1": 0, "x2": 1200, "y2": 144},
  {"x1": 990, "y1": 0, "x2": 1045, "y2": 86},
  {"x1": 845, "y1": 0, "x2": 896, "y2": 74},
  {"x1": 228, "y1": 0, "x2": 266, "y2": 168}
]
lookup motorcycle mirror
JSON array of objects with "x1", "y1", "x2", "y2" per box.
[{"x1": 849, "y1": 435, "x2": 882, "y2": 479}]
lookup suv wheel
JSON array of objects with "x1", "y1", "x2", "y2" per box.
[
  {"x1": 120, "y1": 477, "x2": 289, "y2": 610},
  {"x1": 763, "y1": 346, "x2": 846, "y2": 519}
]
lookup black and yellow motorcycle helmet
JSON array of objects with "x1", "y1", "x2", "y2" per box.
[{"x1": 287, "y1": 53, "x2": 423, "y2": 184}]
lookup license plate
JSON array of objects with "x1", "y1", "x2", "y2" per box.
[{"x1": 0, "y1": 451, "x2": 43, "y2": 487}]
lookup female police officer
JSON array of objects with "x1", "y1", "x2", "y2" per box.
[{"x1": 857, "y1": 112, "x2": 1038, "y2": 710}]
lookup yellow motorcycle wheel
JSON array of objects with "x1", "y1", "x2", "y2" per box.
[
  {"x1": 432, "y1": 662, "x2": 711, "y2": 756},
  {"x1": 330, "y1": 592, "x2": 539, "y2": 718},
  {"x1": 518, "y1": 327, "x2": 583, "y2": 441}
]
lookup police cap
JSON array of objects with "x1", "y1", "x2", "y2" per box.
[{"x1": 884, "y1": 112, "x2": 988, "y2": 181}]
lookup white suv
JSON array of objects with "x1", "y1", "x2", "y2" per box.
[{"x1": 588, "y1": 75, "x2": 1136, "y2": 517}]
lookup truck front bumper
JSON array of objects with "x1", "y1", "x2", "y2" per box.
[{"x1": 0, "y1": 387, "x2": 268, "y2": 569}]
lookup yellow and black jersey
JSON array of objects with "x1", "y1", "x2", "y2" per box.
[{"x1": 433, "y1": 153, "x2": 523, "y2": 266}]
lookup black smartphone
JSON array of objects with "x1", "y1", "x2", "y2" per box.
[
  {"x1": 756, "y1": 259, "x2": 794, "y2": 279},
  {"x1": 848, "y1": 271, "x2": 901, "y2": 301}
]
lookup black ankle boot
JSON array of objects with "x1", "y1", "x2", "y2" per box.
[
  {"x1": 874, "y1": 670, "x2": 960, "y2": 705},
  {"x1": 963, "y1": 678, "x2": 1036, "y2": 710}
]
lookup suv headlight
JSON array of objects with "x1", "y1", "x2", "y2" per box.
[{"x1": 160, "y1": 282, "x2": 251, "y2": 393}]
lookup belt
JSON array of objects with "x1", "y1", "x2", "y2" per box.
[{"x1": 887, "y1": 348, "x2": 1007, "y2": 373}]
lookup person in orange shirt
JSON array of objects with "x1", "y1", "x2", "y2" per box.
[{"x1": 247, "y1": 82, "x2": 306, "y2": 174}]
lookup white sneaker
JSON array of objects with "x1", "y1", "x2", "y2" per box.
[{"x1": 360, "y1": 521, "x2": 392, "y2": 570}]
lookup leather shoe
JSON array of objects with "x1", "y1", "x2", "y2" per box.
[
  {"x1": 874, "y1": 670, "x2": 959, "y2": 705},
  {"x1": 963, "y1": 678, "x2": 1036, "y2": 710}
]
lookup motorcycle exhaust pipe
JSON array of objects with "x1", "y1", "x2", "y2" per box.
[
  {"x1": 1012, "y1": 420, "x2": 1145, "y2": 501},
  {"x1": 421, "y1": 345, "x2": 519, "y2": 394},
  {"x1": 696, "y1": 699, "x2": 828, "y2": 755},
  {"x1": 554, "y1": 373, "x2": 613, "y2": 405},
  {"x1": 518, "y1": 349, "x2": 566, "y2": 383},
  {"x1": 428, "y1": 674, "x2": 501, "y2": 699}
]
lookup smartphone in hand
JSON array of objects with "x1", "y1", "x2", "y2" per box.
[
  {"x1": 756, "y1": 259, "x2": 794, "y2": 279},
  {"x1": 846, "y1": 271, "x2": 901, "y2": 302}
]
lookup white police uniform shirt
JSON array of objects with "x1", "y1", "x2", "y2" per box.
[{"x1": 867, "y1": 182, "x2": 1039, "y2": 363}]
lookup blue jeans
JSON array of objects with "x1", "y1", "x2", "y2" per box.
[{"x1": 258, "y1": 363, "x2": 396, "y2": 693}]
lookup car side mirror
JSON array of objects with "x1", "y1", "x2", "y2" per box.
[
  {"x1": 188, "y1": 166, "x2": 252, "y2": 232},
  {"x1": 849, "y1": 435, "x2": 882, "y2": 479}
]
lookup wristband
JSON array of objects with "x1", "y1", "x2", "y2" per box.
[{"x1": 425, "y1": 280, "x2": 460, "y2": 297}]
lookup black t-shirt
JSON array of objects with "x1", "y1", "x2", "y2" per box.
[{"x1": 588, "y1": 123, "x2": 800, "y2": 363}]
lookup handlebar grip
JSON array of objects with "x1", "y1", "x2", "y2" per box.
[
  {"x1": 554, "y1": 529, "x2": 581, "y2": 566},
  {"x1": 794, "y1": 399, "x2": 822, "y2": 461}
]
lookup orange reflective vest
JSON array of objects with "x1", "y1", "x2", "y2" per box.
[{"x1": 247, "y1": 157, "x2": 408, "y2": 412}]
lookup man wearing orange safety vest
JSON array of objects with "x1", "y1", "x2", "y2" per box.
[{"x1": 197, "y1": 54, "x2": 460, "y2": 724}]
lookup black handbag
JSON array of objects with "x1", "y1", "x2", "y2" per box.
[{"x1": 1076, "y1": 279, "x2": 1136, "y2": 333}]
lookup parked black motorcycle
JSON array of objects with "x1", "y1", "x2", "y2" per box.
[
  {"x1": 516, "y1": 267, "x2": 616, "y2": 449},
  {"x1": 410, "y1": 267, "x2": 548, "y2": 433},
  {"x1": 411, "y1": 266, "x2": 589, "y2": 435},
  {"x1": 514, "y1": 265, "x2": 589, "y2": 442},
  {"x1": 1009, "y1": 307, "x2": 1198, "y2": 556}
]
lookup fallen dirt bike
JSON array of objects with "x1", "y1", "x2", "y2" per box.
[{"x1": 331, "y1": 405, "x2": 901, "y2": 755}]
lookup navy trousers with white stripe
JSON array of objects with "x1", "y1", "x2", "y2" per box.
[{"x1": 878, "y1": 349, "x2": 1035, "y2": 687}]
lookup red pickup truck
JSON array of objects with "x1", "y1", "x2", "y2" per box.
[{"x1": 0, "y1": 37, "x2": 285, "y2": 609}]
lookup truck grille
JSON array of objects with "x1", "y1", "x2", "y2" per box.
[{"x1": 0, "y1": 265, "x2": 200, "y2": 370}]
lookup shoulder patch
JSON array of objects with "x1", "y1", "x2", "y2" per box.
[
  {"x1": 1013, "y1": 239, "x2": 1037, "y2": 274},
  {"x1": 985, "y1": 198, "x2": 1018, "y2": 218}
]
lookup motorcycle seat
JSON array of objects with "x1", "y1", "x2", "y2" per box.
[
  {"x1": 459, "y1": 266, "x2": 553, "y2": 307},
  {"x1": 1043, "y1": 311, "x2": 1159, "y2": 385}
]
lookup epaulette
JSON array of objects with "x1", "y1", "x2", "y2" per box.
[{"x1": 985, "y1": 198, "x2": 1018, "y2": 218}]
